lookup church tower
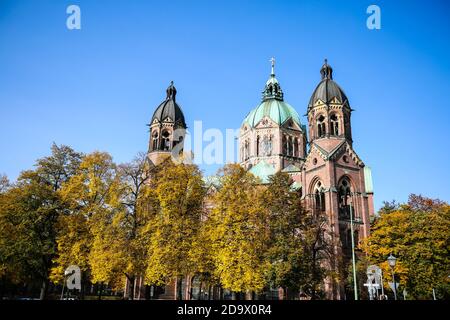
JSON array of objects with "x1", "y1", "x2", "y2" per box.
[
  {"x1": 302, "y1": 60, "x2": 374, "y2": 299},
  {"x1": 147, "y1": 81, "x2": 187, "y2": 166},
  {"x1": 239, "y1": 58, "x2": 307, "y2": 179}
]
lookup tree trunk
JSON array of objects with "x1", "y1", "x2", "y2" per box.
[
  {"x1": 39, "y1": 278, "x2": 48, "y2": 300},
  {"x1": 80, "y1": 271, "x2": 85, "y2": 300},
  {"x1": 127, "y1": 276, "x2": 135, "y2": 300},
  {"x1": 0, "y1": 275, "x2": 5, "y2": 299},
  {"x1": 198, "y1": 281, "x2": 202, "y2": 300},
  {"x1": 176, "y1": 277, "x2": 183, "y2": 300},
  {"x1": 97, "y1": 283, "x2": 103, "y2": 300},
  {"x1": 311, "y1": 249, "x2": 317, "y2": 300}
]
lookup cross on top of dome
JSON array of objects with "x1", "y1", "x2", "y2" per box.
[{"x1": 270, "y1": 57, "x2": 275, "y2": 76}]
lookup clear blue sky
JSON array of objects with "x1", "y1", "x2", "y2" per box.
[{"x1": 0, "y1": 0, "x2": 449, "y2": 210}]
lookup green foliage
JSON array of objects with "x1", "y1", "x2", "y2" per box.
[
  {"x1": 264, "y1": 172, "x2": 306, "y2": 294},
  {"x1": 0, "y1": 144, "x2": 82, "y2": 299}
]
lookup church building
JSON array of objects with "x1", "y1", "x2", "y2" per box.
[
  {"x1": 142, "y1": 59, "x2": 374, "y2": 300},
  {"x1": 239, "y1": 59, "x2": 374, "y2": 298}
]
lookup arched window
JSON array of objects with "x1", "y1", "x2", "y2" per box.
[
  {"x1": 283, "y1": 135, "x2": 288, "y2": 155},
  {"x1": 314, "y1": 181, "x2": 326, "y2": 213},
  {"x1": 293, "y1": 138, "x2": 298, "y2": 157},
  {"x1": 298, "y1": 138, "x2": 303, "y2": 158},
  {"x1": 161, "y1": 130, "x2": 171, "y2": 151},
  {"x1": 330, "y1": 114, "x2": 339, "y2": 136},
  {"x1": 317, "y1": 115, "x2": 326, "y2": 138},
  {"x1": 338, "y1": 177, "x2": 352, "y2": 220},
  {"x1": 152, "y1": 130, "x2": 159, "y2": 151},
  {"x1": 244, "y1": 140, "x2": 249, "y2": 160},
  {"x1": 263, "y1": 135, "x2": 273, "y2": 156},
  {"x1": 287, "y1": 137, "x2": 292, "y2": 156},
  {"x1": 256, "y1": 136, "x2": 260, "y2": 156}
]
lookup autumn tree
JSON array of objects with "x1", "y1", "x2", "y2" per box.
[
  {"x1": 300, "y1": 205, "x2": 333, "y2": 300},
  {"x1": 263, "y1": 172, "x2": 307, "y2": 299},
  {"x1": 207, "y1": 164, "x2": 269, "y2": 298},
  {"x1": 0, "y1": 144, "x2": 82, "y2": 299},
  {"x1": 144, "y1": 159, "x2": 205, "y2": 300},
  {"x1": 51, "y1": 151, "x2": 118, "y2": 297},
  {"x1": 88, "y1": 152, "x2": 154, "y2": 299},
  {"x1": 0, "y1": 174, "x2": 9, "y2": 193},
  {"x1": 0, "y1": 174, "x2": 12, "y2": 297},
  {"x1": 361, "y1": 194, "x2": 450, "y2": 299},
  {"x1": 188, "y1": 215, "x2": 218, "y2": 297}
]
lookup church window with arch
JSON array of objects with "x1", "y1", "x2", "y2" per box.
[
  {"x1": 262, "y1": 135, "x2": 273, "y2": 156},
  {"x1": 330, "y1": 114, "x2": 339, "y2": 136},
  {"x1": 338, "y1": 177, "x2": 356, "y2": 220},
  {"x1": 317, "y1": 115, "x2": 326, "y2": 138},
  {"x1": 256, "y1": 136, "x2": 260, "y2": 156},
  {"x1": 161, "y1": 130, "x2": 171, "y2": 151},
  {"x1": 151, "y1": 130, "x2": 159, "y2": 151},
  {"x1": 314, "y1": 181, "x2": 326, "y2": 213},
  {"x1": 244, "y1": 140, "x2": 250, "y2": 160},
  {"x1": 293, "y1": 137, "x2": 298, "y2": 157}
]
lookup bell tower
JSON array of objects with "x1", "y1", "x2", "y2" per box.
[
  {"x1": 302, "y1": 60, "x2": 374, "y2": 299},
  {"x1": 307, "y1": 59, "x2": 353, "y2": 145},
  {"x1": 148, "y1": 81, "x2": 187, "y2": 166}
]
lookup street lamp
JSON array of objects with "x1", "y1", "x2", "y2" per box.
[
  {"x1": 349, "y1": 196, "x2": 358, "y2": 300},
  {"x1": 387, "y1": 254, "x2": 397, "y2": 300},
  {"x1": 60, "y1": 269, "x2": 71, "y2": 300}
]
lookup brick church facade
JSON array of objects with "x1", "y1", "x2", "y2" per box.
[
  {"x1": 239, "y1": 59, "x2": 374, "y2": 299},
  {"x1": 132, "y1": 59, "x2": 374, "y2": 300}
]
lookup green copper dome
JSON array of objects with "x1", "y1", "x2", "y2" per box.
[
  {"x1": 243, "y1": 99, "x2": 301, "y2": 128},
  {"x1": 243, "y1": 58, "x2": 302, "y2": 129}
]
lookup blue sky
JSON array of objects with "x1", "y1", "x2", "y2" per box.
[{"x1": 0, "y1": 0, "x2": 449, "y2": 210}]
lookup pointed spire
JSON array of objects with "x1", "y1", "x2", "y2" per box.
[
  {"x1": 262, "y1": 57, "x2": 283, "y2": 101},
  {"x1": 320, "y1": 58, "x2": 333, "y2": 80}
]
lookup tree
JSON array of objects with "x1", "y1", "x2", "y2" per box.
[
  {"x1": 51, "y1": 151, "x2": 118, "y2": 298},
  {"x1": 300, "y1": 203, "x2": 333, "y2": 299},
  {"x1": 263, "y1": 172, "x2": 307, "y2": 298},
  {"x1": 207, "y1": 164, "x2": 269, "y2": 297},
  {"x1": 87, "y1": 152, "x2": 155, "y2": 299},
  {"x1": 144, "y1": 160, "x2": 205, "y2": 299},
  {"x1": 0, "y1": 144, "x2": 82, "y2": 299},
  {"x1": 0, "y1": 174, "x2": 9, "y2": 193},
  {"x1": 377, "y1": 200, "x2": 400, "y2": 216},
  {"x1": 0, "y1": 174, "x2": 16, "y2": 297},
  {"x1": 361, "y1": 194, "x2": 450, "y2": 299}
]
